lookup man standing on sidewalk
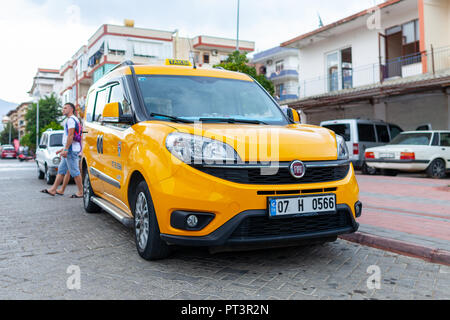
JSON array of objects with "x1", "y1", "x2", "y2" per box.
[{"x1": 41, "y1": 103, "x2": 83, "y2": 198}]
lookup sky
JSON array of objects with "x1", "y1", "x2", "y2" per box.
[{"x1": 0, "y1": 0, "x2": 385, "y2": 104}]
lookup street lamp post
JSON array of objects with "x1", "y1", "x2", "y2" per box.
[
  {"x1": 33, "y1": 90, "x2": 40, "y2": 150},
  {"x1": 236, "y1": 0, "x2": 240, "y2": 52}
]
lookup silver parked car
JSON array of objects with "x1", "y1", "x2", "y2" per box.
[
  {"x1": 36, "y1": 130, "x2": 64, "y2": 184},
  {"x1": 320, "y1": 119, "x2": 403, "y2": 174}
]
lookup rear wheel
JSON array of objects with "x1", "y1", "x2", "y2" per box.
[
  {"x1": 45, "y1": 165, "x2": 55, "y2": 185},
  {"x1": 361, "y1": 162, "x2": 377, "y2": 175},
  {"x1": 133, "y1": 180, "x2": 170, "y2": 261},
  {"x1": 427, "y1": 159, "x2": 446, "y2": 179},
  {"x1": 83, "y1": 169, "x2": 101, "y2": 213}
]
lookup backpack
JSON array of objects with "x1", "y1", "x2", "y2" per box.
[{"x1": 66, "y1": 116, "x2": 83, "y2": 145}]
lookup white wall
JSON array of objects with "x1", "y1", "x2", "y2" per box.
[{"x1": 299, "y1": 6, "x2": 419, "y2": 98}]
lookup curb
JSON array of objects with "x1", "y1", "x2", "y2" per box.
[{"x1": 339, "y1": 232, "x2": 450, "y2": 266}]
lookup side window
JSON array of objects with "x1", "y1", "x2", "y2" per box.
[
  {"x1": 440, "y1": 133, "x2": 450, "y2": 147},
  {"x1": 431, "y1": 133, "x2": 439, "y2": 146},
  {"x1": 375, "y1": 125, "x2": 390, "y2": 143},
  {"x1": 109, "y1": 84, "x2": 132, "y2": 116},
  {"x1": 40, "y1": 134, "x2": 47, "y2": 146},
  {"x1": 389, "y1": 125, "x2": 403, "y2": 140},
  {"x1": 85, "y1": 90, "x2": 96, "y2": 123},
  {"x1": 357, "y1": 124, "x2": 376, "y2": 142},
  {"x1": 93, "y1": 88, "x2": 110, "y2": 122}
]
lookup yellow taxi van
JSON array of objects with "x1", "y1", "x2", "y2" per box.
[{"x1": 81, "y1": 59, "x2": 362, "y2": 260}]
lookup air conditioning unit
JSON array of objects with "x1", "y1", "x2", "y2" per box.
[
  {"x1": 267, "y1": 59, "x2": 273, "y2": 66},
  {"x1": 211, "y1": 50, "x2": 218, "y2": 56}
]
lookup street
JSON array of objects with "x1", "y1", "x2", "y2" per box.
[{"x1": 0, "y1": 159, "x2": 448, "y2": 300}]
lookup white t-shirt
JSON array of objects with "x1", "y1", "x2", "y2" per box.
[{"x1": 63, "y1": 116, "x2": 81, "y2": 153}]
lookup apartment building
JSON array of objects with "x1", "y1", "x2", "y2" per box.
[
  {"x1": 281, "y1": 0, "x2": 450, "y2": 130},
  {"x1": 6, "y1": 102, "x2": 31, "y2": 140},
  {"x1": 251, "y1": 46, "x2": 300, "y2": 103},
  {"x1": 59, "y1": 23, "x2": 255, "y2": 112},
  {"x1": 28, "y1": 68, "x2": 63, "y2": 99}
]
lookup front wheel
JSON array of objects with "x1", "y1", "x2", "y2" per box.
[
  {"x1": 37, "y1": 162, "x2": 44, "y2": 180},
  {"x1": 45, "y1": 165, "x2": 55, "y2": 185},
  {"x1": 427, "y1": 159, "x2": 446, "y2": 179},
  {"x1": 133, "y1": 180, "x2": 170, "y2": 261},
  {"x1": 83, "y1": 170, "x2": 101, "y2": 213}
]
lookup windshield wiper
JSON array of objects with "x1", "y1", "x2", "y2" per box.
[
  {"x1": 150, "y1": 113, "x2": 194, "y2": 124},
  {"x1": 199, "y1": 118, "x2": 268, "y2": 125}
]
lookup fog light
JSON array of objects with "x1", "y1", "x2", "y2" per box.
[{"x1": 186, "y1": 215, "x2": 199, "y2": 228}]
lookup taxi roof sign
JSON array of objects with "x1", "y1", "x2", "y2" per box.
[{"x1": 165, "y1": 59, "x2": 192, "y2": 67}]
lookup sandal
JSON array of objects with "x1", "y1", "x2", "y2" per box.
[
  {"x1": 41, "y1": 189, "x2": 55, "y2": 197},
  {"x1": 70, "y1": 194, "x2": 83, "y2": 199}
]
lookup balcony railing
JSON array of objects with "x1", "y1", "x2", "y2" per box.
[{"x1": 299, "y1": 45, "x2": 450, "y2": 99}]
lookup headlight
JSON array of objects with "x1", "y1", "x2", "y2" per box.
[
  {"x1": 166, "y1": 132, "x2": 241, "y2": 164},
  {"x1": 52, "y1": 157, "x2": 61, "y2": 165},
  {"x1": 336, "y1": 135, "x2": 349, "y2": 160}
]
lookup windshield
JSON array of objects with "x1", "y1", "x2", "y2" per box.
[
  {"x1": 49, "y1": 134, "x2": 63, "y2": 147},
  {"x1": 389, "y1": 132, "x2": 432, "y2": 145},
  {"x1": 322, "y1": 124, "x2": 350, "y2": 141},
  {"x1": 137, "y1": 75, "x2": 288, "y2": 125}
]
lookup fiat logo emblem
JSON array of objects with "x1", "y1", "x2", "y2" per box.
[{"x1": 290, "y1": 160, "x2": 306, "y2": 179}]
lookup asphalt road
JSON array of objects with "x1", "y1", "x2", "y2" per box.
[{"x1": 0, "y1": 159, "x2": 448, "y2": 300}]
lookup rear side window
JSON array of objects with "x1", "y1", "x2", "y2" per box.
[
  {"x1": 376, "y1": 125, "x2": 390, "y2": 143},
  {"x1": 94, "y1": 88, "x2": 110, "y2": 122},
  {"x1": 85, "y1": 90, "x2": 96, "y2": 123},
  {"x1": 357, "y1": 124, "x2": 376, "y2": 142},
  {"x1": 389, "y1": 125, "x2": 403, "y2": 140},
  {"x1": 322, "y1": 124, "x2": 351, "y2": 141},
  {"x1": 440, "y1": 133, "x2": 450, "y2": 147}
]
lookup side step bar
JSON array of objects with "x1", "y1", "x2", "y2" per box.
[{"x1": 91, "y1": 196, "x2": 134, "y2": 228}]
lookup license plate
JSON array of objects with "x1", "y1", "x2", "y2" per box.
[
  {"x1": 268, "y1": 194, "x2": 336, "y2": 218},
  {"x1": 379, "y1": 152, "x2": 394, "y2": 159}
]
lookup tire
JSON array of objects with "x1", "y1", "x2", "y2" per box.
[
  {"x1": 427, "y1": 159, "x2": 446, "y2": 179},
  {"x1": 37, "y1": 162, "x2": 44, "y2": 180},
  {"x1": 133, "y1": 180, "x2": 170, "y2": 261},
  {"x1": 45, "y1": 165, "x2": 55, "y2": 185},
  {"x1": 361, "y1": 162, "x2": 377, "y2": 175},
  {"x1": 83, "y1": 169, "x2": 101, "y2": 213},
  {"x1": 380, "y1": 169, "x2": 397, "y2": 176}
]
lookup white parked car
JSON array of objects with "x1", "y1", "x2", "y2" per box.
[
  {"x1": 364, "y1": 130, "x2": 450, "y2": 179},
  {"x1": 36, "y1": 130, "x2": 64, "y2": 184}
]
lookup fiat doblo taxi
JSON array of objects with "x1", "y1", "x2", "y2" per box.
[{"x1": 81, "y1": 60, "x2": 362, "y2": 260}]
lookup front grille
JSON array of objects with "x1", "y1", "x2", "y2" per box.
[
  {"x1": 194, "y1": 164, "x2": 350, "y2": 185},
  {"x1": 230, "y1": 210, "x2": 352, "y2": 240}
]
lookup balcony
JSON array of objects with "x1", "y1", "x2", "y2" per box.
[
  {"x1": 268, "y1": 69, "x2": 299, "y2": 81},
  {"x1": 299, "y1": 45, "x2": 450, "y2": 99}
]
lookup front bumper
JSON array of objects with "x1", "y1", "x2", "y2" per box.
[{"x1": 161, "y1": 204, "x2": 359, "y2": 246}]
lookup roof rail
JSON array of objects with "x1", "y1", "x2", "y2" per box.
[{"x1": 108, "y1": 60, "x2": 135, "y2": 74}]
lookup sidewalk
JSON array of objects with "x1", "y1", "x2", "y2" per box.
[{"x1": 340, "y1": 173, "x2": 450, "y2": 265}]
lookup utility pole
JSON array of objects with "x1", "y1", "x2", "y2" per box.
[{"x1": 236, "y1": 0, "x2": 240, "y2": 52}]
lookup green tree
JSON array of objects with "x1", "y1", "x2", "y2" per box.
[
  {"x1": 214, "y1": 51, "x2": 275, "y2": 96},
  {"x1": 24, "y1": 94, "x2": 62, "y2": 150},
  {"x1": 0, "y1": 122, "x2": 18, "y2": 145}
]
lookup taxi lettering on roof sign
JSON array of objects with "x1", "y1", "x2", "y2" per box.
[
  {"x1": 165, "y1": 59, "x2": 192, "y2": 66},
  {"x1": 80, "y1": 59, "x2": 361, "y2": 261}
]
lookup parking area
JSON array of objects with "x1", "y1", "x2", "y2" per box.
[{"x1": 0, "y1": 160, "x2": 449, "y2": 300}]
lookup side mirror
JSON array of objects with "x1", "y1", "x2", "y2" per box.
[
  {"x1": 102, "y1": 102, "x2": 133, "y2": 124},
  {"x1": 286, "y1": 108, "x2": 300, "y2": 123}
]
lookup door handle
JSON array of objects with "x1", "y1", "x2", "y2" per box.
[{"x1": 96, "y1": 135, "x2": 104, "y2": 154}]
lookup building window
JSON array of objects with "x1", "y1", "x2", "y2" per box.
[
  {"x1": 275, "y1": 60, "x2": 284, "y2": 73},
  {"x1": 203, "y1": 54, "x2": 210, "y2": 64},
  {"x1": 275, "y1": 84, "x2": 285, "y2": 98},
  {"x1": 326, "y1": 47, "x2": 352, "y2": 92}
]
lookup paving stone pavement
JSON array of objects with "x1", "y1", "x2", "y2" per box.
[{"x1": 0, "y1": 160, "x2": 449, "y2": 300}]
